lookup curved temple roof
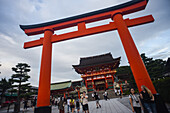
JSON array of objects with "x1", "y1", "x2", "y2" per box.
[
  {"x1": 73, "y1": 53, "x2": 120, "y2": 68},
  {"x1": 73, "y1": 53, "x2": 121, "y2": 74},
  {"x1": 20, "y1": 0, "x2": 148, "y2": 36}
]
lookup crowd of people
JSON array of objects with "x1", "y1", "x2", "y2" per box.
[
  {"x1": 21, "y1": 85, "x2": 158, "y2": 113},
  {"x1": 53, "y1": 91, "x2": 89, "y2": 113},
  {"x1": 51, "y1": 90, "x2": 109, "y2": 112}
]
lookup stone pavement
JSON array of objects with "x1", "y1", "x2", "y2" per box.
[
  {"x1": 0, "y1": 98, "x2": 132, "y2": 113},
  {"x1": 88, "y1": 98, "x2": 132, "y2": 113}
]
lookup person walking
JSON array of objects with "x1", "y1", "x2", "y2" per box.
[
  {"x1": 70, "y1": 96, "x2": 75, "y2": 113},
  {"x1": 58, "y1": 96, "x2": 65, "y2": 113},
  {"x1": 115, "y1": 89, "x2": 118, "y2": 96},
  {"x1": 140, "y1": 85, "x2": 157, "y2": 113},
  {"x1": 103, "y1": 90, "x2": 109, "y2": 100},
  {"x1": 103, "y1": 92, "x2": 106, "y2": 100},
  {"x1": 129, "y1": 88, "x2": 143, "y2": 113},
  {"x1": 94, "y1": 91, "x2": 101, "y2": 109},
  {"x1": 81, "y1": 91, "x2": 89, "y2": 113},
  {"x1": 23, "y1": 98, "x2": 28, "y2": 111},
  {"x1": 118, "y1": 89, "x2": 122, "y2": 98}
]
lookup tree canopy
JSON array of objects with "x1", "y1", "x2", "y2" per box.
[
  {"x1": 141, "y1": 53, "x2": 166, "y2": 80},
  {"x1": 10, "y1": 63, "x2": 31, "y2": 112},
  {"x1": 116, "y1": 53, "x2": 167, "y2": 88},
  {"x1": 0, "y1": 78, "x2": 12, "y2": 104}
]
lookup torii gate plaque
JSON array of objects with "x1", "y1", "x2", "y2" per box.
[{"x1": 20, "y1": 0, "x2": 158, "y2": 112}]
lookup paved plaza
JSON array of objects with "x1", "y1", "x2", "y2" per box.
[{"x1": 0, "y1": 98, "x2": 132, "y2": 113}]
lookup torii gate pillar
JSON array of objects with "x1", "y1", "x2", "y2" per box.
[
  {"x1": 35, "y1": 29, "x2": 53, "y2": 113},
  {"x1": 112, "y1": 12, "x2": 157, "y2": 94}
]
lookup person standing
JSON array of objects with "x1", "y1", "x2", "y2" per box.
[
  {"x1": 58, "y1": 96, "x2": 60, "y2": 103},
  {"x1": 32, "y1": 96, "x2": 37, "y2": 110},
  {"x1": 58, "y1": 96, "x2": 65, "y2": 113},
  {"x1": 76, "y1": 97, "x2": 80, "y2": 113},
  {"x1": 103, "y1": 90, "x2": 109, "y2": 100},
  {"x1": 66, "y1": 97, "x2": 71, "y2": 113},
  {"x1": 54, "y1": 97, "x2": 58, "y2": 106},
  {"x1": 23, "y1": 99, "x2": 28, "y2": 111},
  {"x1": 81, "y1": 91, "x2": 89, "y2": 113},
  {"x1": 92, "y1": 93, "x2": 95, "y2": 100},
  {"x1": 129, "y1": 88, "x2": 143, "y2": 113},
  {"x1": 80, "y1": 94, "x2": 84, "y2": 112},
  {"x1": 140, "y1": 85, "x2": 157, "y2": 113},
  {"x1": 70, "y1": 96, "x2": 75, "y2": 113},
  {"x1": 94, "y1": 91, "x2": 101, "y2": 109}
]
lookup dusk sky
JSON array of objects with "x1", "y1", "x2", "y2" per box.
[{"x1": 0, "y1": 0, "x2": 170, "y2": 86}]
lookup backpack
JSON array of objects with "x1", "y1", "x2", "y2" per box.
[{"x1": 70, "y1": 99, "x2": 75, "y2": 105}]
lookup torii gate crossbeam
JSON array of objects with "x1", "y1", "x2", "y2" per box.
[
  {"x1": 20, "y1": 0, "x2": 159, "y2": 113},
  {"x1": 23, "y1": 15, "x2": 154, "y2": 49}
]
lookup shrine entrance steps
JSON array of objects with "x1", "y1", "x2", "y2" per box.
[{"x1": 87, "y1": 90, "x2": 117, "y2": 101}]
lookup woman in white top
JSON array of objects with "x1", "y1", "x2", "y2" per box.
[{"x1": 129, "y1": 88, "x2": 143, "y2": 113}]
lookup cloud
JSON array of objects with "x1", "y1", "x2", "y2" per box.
[{"x1": 0, "y1": 33, "x2": 17, "y2": 45}]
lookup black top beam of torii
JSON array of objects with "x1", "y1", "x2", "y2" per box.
[{"x1": 20, "y1": 0, "x2": 149, "y2": 36}]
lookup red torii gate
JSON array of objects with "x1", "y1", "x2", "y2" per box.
[{"x1": 20, "y1": 0, "x2": 157, "y2": 112}]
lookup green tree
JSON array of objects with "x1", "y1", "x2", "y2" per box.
[
  {"x1": 153, "y1": 78, "x2": 170, "y2": 103},
  {"x1": 0, "y1": 78, "x2": 12, "y2": 104},
  {"x1": 116, "y1": 66, "x2": 132, "y2": 75},
  {"x1": 115, "y1": 66, "x2": 137, "y2": 88},
  {"x1": 10, "y1": 63, "x2": 31, "y2": 113},
  {"x1": 141, "y1": 53, "x2": 166, "y2": 80},
  {"x1": 116, "y1": 53, "x2": 166, "y2": 88}
]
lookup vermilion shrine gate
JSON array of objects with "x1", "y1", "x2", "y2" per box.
[{"x1": 20, "y1": 0, "x2": 165, "y2": 112}]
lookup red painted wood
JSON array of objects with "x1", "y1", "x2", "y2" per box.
[{"x1": 24, "y1": 15, "x2": 154, "y2": 49}]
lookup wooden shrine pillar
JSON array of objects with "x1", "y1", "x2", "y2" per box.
[
  {"x1": 105, "y1": 76, "x2": 108, "y2": 89},
  {"x1": 35, "y1": 29, "x2": 53, "y2": 113},
  {"x1": 111, "y1": 75, "x2": 114, "y2": 89},
  {"x1": 78, "y1": 90, "x2": 80, "y2": 99},
  {"x1": 111, "y1": 75, "x2": 114, "y2": 84},
  {"x1": 112, "y1": 12, "x2": 157, "y2": 94},
  {"x1": 64, "y1": 92, "x2": 66, "y2": 99},
  {"x1": 92, "y1": 78, "x2": 95, "y2": 90}
]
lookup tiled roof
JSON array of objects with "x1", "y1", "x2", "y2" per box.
[
  {"x1": 51, "y1": 81, "x2": 72, "y2": 91},
  {"x1": 73, "y1": 53, "x2": 120, "y2": 68}
]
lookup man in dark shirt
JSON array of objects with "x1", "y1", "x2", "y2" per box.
[{"x1": 94, "y1": 91, "x2": 101, "y2": 109}]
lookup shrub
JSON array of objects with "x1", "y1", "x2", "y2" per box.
[{"x1": 153, "y1": 77, "x2": 170, "y2": 103}]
